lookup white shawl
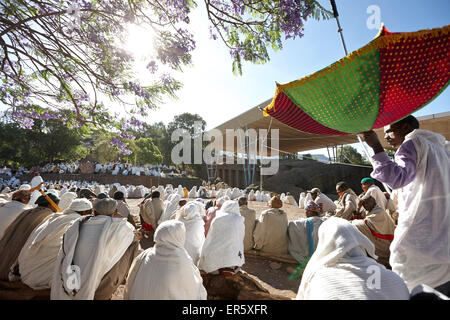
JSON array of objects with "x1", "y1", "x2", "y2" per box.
[
  {"x1": 288, "y1": 216, "x2": 323, "y2": 263},
  {"x1": 297, "y1": 217, "x2": 409, "y2": 300},
  {"x1": 0, "y1": 201, "x2": 29, "y2": 240},
  {"x1": 198, "y1": 200, "x2": 245, "y2": 273},
  {"x1": 124, "y1": 220, "x2": 207, "y2": 300},
  {"x1": 50, "y1": 215, "x2": 134, "y2": 300},
  {"x1": 18, "y1": 211, "x2": 80, "y2": 289},
  {"x1": 158, "y1": 194, "x2": 181, "y2": 225},
  {"x1": 177, "y1": 202, "x2": 205, "y2": 265},
  {"x1": 58, "y1": 192, "x2": 77, "y2": 211}
]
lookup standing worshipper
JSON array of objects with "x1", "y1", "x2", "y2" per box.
[
  {"x1": 198, "y1": 200, "x2": 245, "y2": 275},
  {"x1": 288, "y1": 201, "x2": 324, "y2": 263},
  {"x1": 50, "y1": 198, "x2": 135, "y2": 300},
  {"x1": 17, "y1": 199, "x2": 93, "y2": 289},
  {"x1": 124, "y1": 220, "x2": 207, "y2": 300},
  {"x1": 363, "y1": 115, "x2": 450, "y2": 294},
  {"x1": 297, "y1": 217, "x2": 409, "y2": 300},
  {"x1": 0, "y1": 190, "x2": 31, "y2": 240},
  {"x1": 0, "y1": 193, "x2": 59, "y2": 281},
  {"x1": 351, "y1": 195, "x2": 395, "y2": 268},
  {"x1": 253, "y1": 196, "x2": 289, "y2": 255},
  {"x1": 237, "y1": 196, "x2": 256, "y2": 252},
  {"x1": 331, "y1": 181, "x2": 358, "y2": 220},
  {"x1": 176, "y1": 202, "x2": 205, "y2": 265},
  {"x1": 359, "y1": 178, "x2": 387, "y2": 210}
]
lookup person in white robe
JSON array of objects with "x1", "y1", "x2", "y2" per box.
[
  {"x1": 50, "y1": 198, "x2": 134, "y2": 300},
  {"x1": 176, "y1": 202, "x2": 205, "y2": 265},
  {"x1": 288, "y1": 201, "x2": 324, "y2": 263},
  {"x1": 18, "y1": 199, "x2": 93, "y2": 290},
  {"x1": 198, "y1": 200, "x2": 245, "y2": 274},
  {"x1": 247, "y1": 190, "x2": 256, "y2": 201},
  {"x1": 296, "y1": 217, "x2": 409, "y2": 300},
  {"x1": 124, "y1": 220, "x2": 207, "y2": 300},
  {"x1": 28, "y1": 175, "x2": 44, "y2": 206},
  {"x1": 360, "y1": 177, "x2": 387, "y2": 210},
  {"x1": 363, "y1": 117, "x2": 450, "y2": 294},
  {"x1": 253, "y1": 196, "x2": 289, "y2": 255},
  {"x1": 0, "y1": 190, "x2": 31, "y2": 240},
  {"x1": 158, "y1": 193, "x2": 181, "y2": 225},
  {"x1": 188, "y1": 186, "x2": 197, "y2": 199},
  {"x1": 352, "y1": 195, "x2": 396, "y2": 268},
  {"x1": 238, "y1": 196, "x2": 256, "y2": 252},
  {"x1": 282, "y1": 192, "x2": 298, "y2": 206},
  {"x1": 308, "y1": 188, "x2": 337, "y2": 215},
  {"x1": 298, "y1": 192, "x2": 307, "y2": 209},
  {"x1": 58, "y1": 192, "x2": 77, "y2": 211}
]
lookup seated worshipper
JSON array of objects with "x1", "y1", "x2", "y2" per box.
[
  {"x1": 198, "y1": 200, "x2": 245, "y2": 275},
  {"x1": 176, "y1": 202, "x2": 205, "y2": 265},
  {"x1": 58, "y1": 191, "x2": 77, "y2": 211},
  {"x1": 352, "y1": 195, "x2": 396, "y2": 269},
  {"x1": 0, "y1": 190, "x2": 31, "y2": 241},
  {"x1": 205, "y1": 200, "x2": 214, "y2": 211},
  {"x1": 78, "y1": 188, "x2": 96, "y2": 201},
  {"x1": 96, "y1": 192, "x2": 108, "y2": 200},
  {"x1": 139, "y1": 191, "x2": 165, "y2": 238},
  {"x1": 237, "y1": 196, "x2": 256, "y2": 252},
  {"x1": 113, "y1": 191, "x2": 135, "y2": 228},
  {"x1": 157, "y1": 194, "x2": 181, "y2": 225},
  {"x1": 296, "y1": 217, "x2": 409, "y2": 300},
  {"x1": 307, "y1": 188, "x2": 336, "y2": 215},
  {"x1": 124, "y1": 220, "x2": 207, "y2": 300},
  {"x1": 253, "y1": 196, "x2": 289, "y2": 255},
  {"x1": 331, "y1": 181, "x2": 358, "y2": 220},
  {"x1": 282, "y1": 192, "x2": 298, "y2": 206},
  {"x1": 50, "y1": 198, "x2": 136, "y2": 300},
  {"x1": 360, "y1": 177, "x2": 387, "y2": 210},
  {"x1": 0, "y1": 193, "x2": 59, "y2": 281},
  {"x1": 17, "y1": 199, "x2": 93, "y2": 289},
  {"x1": 203, "y1": 196, "x2": 228, "y2": 237},
  {"x1": 288, "y1": 201, "x2": 324, "y2": 263}
]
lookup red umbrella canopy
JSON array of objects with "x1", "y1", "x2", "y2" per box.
[{"x1": 263, "y1": 25, "x2": 450, "y2": 135}]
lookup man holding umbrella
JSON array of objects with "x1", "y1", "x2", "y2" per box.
[{"x1": 363, "y1": 115, "x2": 450, "y2": 295}]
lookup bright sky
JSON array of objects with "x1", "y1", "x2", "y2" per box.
[
  {"x1": 123, "y1": 0, "x2": 449, "y2": 157},
  {"x1": 129, "y1": 0, "x2": 450, "y2": 127}
]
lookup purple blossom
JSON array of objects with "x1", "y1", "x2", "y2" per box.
[{"x1": 146, "y1": 61, "x2": 158, "y2": 73}]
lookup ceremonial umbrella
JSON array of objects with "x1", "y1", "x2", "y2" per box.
[{"x1": 263, "y1": 25, "x2": 450, "y2": 135}]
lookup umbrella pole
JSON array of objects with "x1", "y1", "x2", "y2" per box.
[
  {"x1": 330, "y1": 0, "x2": 391, "y2": 195},
  {"x1": 330, "y1": 0, "x2": 349, "y2": 55}
]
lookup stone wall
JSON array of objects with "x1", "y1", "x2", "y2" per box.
[{"x1": 19, "y1": 173, "x2": 203, "y2": 189}]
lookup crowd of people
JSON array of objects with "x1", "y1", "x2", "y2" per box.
[
  {"x1": 0, "y1": 115, "x2": 448, "y2": 300},
  {"x1": 0, "y1": 161, "x2": 187, "y2": 182}
]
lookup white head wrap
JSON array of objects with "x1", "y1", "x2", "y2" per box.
[{"x1": 68, "y1": 198, "x2": 93, "y2": 212}]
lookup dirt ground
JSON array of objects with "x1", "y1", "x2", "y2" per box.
[{"x1": 112, "y1": 198, "x2": 306, "y2": 300}]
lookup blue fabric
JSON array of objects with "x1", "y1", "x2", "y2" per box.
[{"x1": 306, "y1": 218, "x2": 315, "y2": 257}]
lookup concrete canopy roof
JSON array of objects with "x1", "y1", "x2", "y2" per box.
[{"x1": 212, "y1": 98, "x2": 450, "y2": 155}]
